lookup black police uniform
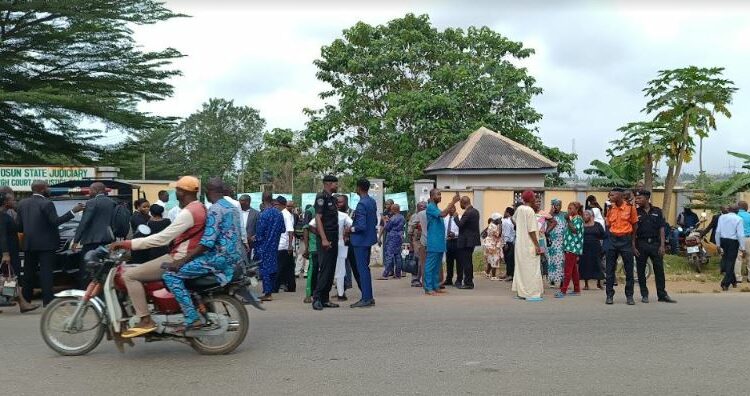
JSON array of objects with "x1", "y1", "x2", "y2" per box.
[
  {"x1": 313, "y1": 190, "x2": 339, "y2": 304},
  {"x1": 636, "y1": 205, "x2": 669, "y2": 299}
]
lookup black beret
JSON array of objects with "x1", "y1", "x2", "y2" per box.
[
  {"x1": 323, "y1": 175, "x2": 338, "y2": 183},
  {"x1": 275, "y1": 195, "x2": 287, "y2": 205},
  {"x1": 611, "y1": 187, "x2": 625, "y2": 193}
]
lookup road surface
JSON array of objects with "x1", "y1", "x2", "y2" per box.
[{"x1": 2, "y1": 273, "x2": 747, "y2": 395}]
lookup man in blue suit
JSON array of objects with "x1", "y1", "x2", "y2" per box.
[{"x1": 349, "y1": 178, "x2": 378, "y2": 308}]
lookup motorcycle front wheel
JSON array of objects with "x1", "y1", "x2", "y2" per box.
[
  {"x1": 40, "y1": 297, "x2": 105, "y2": 356},
  {"x1": 189, "y1": 294, "x2": 249, "y2": 355}
]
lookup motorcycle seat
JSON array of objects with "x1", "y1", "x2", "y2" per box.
[{"x1": 186, "y1": 275, "x2": 221, "y2": 290}]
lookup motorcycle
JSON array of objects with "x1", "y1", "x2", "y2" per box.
[
  {"x1": 685, "y1": 230, "x2": 711, "y2": 273},
  {"x1": 40, "y1": 247, "x2": 264, "y2": 356}
]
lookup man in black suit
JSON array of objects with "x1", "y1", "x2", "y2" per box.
[
  {"x1": 17, "y1": 180, "x2": 83, "y2": 305},
  {"x1": 239, "y1": 194, "x2": 260, "y2": 260},
  {"x1": 73, "y1": 182, "x2": 116, "y2": 287},
  {"x1": 456, "y1": 196, "x2": 481, "y2": 289}
]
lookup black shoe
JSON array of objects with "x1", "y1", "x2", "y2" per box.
[
  {"x1": 605, "y1": 297, "x2": 614, "y2": 305},
  {"x1": 337, "y1": 294, "x2": 348, "y2": 302},
  {"x1": 733, "y1": 283, "x2": 738, "y2": 288},
  {"x1": 721, "y1": 285, "x2": 729, "y2": 291},
  {"x1": 626, "y1": 297, "x2": 635, "y2": 305},
  {"x1": 312, "y1": 301, "x2": 324, "y2": 311},
  {"x1": 641, "y1": 297, "x2": 649, "y2": 304},
  {"x1": 444, "y1": 281, "x2": 453, "y2": 286},
  {"x1": 658, "y1": 296, "x2": 677, "y2": 303},
  {"x1": 322, "y1": 302, "x2": 340, "y2": 308},
  {"x1": 454, "y1": 282, "x2": 463, "y2": 288},
  {"x1": 350, "y1": 299, "x2": 375, "y2": 308},
  {"x1": 458, "y1": 284, "x2": 474, "y2": 290},
  {"x1": 505, "y1": 277, "x2": 513, "y2": 282}
]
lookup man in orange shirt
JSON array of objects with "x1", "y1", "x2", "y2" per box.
[{"x1": 604, "y1": 187, "x2": 639, "y2": 306}]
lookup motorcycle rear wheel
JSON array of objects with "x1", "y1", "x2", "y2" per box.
[
  {"x1": 189, "y1": 294, "x2": 248, "y2": 355},
  {"x1": 40, "y1": 297, "x2": 105, "y2": 356}
]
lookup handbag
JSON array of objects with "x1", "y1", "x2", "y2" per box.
[
  {"x1": 1, "y1": 261, "x2": 18, "y2": 298},
  {"x1": 401, "y1": 252, "x2": 419, "y2": 275}
]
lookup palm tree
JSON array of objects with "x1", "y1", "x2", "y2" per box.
[{"x1": 642, "y1": 66, "x2": 737, "y2": 219}]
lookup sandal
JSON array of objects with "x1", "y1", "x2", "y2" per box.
[
  {"x1": 490, "y1": 277, "x2": 500, "y2": 281},
  {"x1": 122, "y1": 324, "x2": 158, "y2": 338}
]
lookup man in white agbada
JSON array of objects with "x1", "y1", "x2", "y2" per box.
[
  {"x1": 511, "y1": 190, "x2": 544, "y2": 301},
  {"x1": 309, "y1": 207, "x2": 353, "y2": 301}
]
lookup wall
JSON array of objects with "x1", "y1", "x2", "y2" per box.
[
  {"x1": 435, "y1": 173, "x2": 545, "y2": 190},
  {"x1": 432, "y1": 185, "x2": 687, "y2": 224},
  {"x1": 124, "y1": 180, "x2": 173, "y2": 205}
]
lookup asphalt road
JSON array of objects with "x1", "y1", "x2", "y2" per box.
[{"x1": 2, "y1": 273, "x2": 748, "y2": 396}]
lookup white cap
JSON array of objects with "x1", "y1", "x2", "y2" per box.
[{"x1": 491, "y1": 212, "x2": 502, "y2": 220}]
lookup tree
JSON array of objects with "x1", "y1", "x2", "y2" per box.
[
  {"x1": 172, "y1": 98, "x2": 266, "y2": 180},
  {"x1": 722, "y1": 151, "x2": 750, "y2": 198},
  {"x1": 304, "y1": 14, "x2": 575, "y2": 191},
  {"x1": 643, "y1": 66, "x2": 737, "y2": 218},
  {"x1": 0, "y1": 1, "x2": 184, "y2": 163},
  {"x1": 100, "y1": 128, "x2": 183, "y2": 180},
  {"x1": 610, "y1": 121, "x2": 669, "y2": 191},
  {"x1": 584, "y1": 157, "x2": 641, "y2": 188}
]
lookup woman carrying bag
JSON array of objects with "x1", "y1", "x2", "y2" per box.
[{"x1": 0, "y1": 189, "x2": 40, "y2": 313}]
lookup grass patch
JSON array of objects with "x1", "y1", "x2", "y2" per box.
[{"x1": 469, "y1": 249, "x2": 727, "y2": 282}]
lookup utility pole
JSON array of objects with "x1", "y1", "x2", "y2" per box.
[{"x1": 141, "y1": 153, "x2": 146, "y2": 180}]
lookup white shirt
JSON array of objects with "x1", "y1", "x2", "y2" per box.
[
  {"x1": 167, "y1": 206, "x2": 181, "y2": 222},
  {"x1": 502, "y1": 217, "x2": 516, "y2": 243},
  {"x1": 309, "y1": 212, "x2": 352, "y2": 258},
  {"x1": 444, "y1": 215, "x2": 459, "y2": 239},
  {"x1": 240, "y1": 209, "x2": 250, "y2": 242},
  {"x1": 278, "y1": 208, "x2": 295, "y2": 250},
  {"x1": 154, "y1": 200, "x2": 167, "y2": 208},
  {"x1": 224, "y1": 195, "x2": 241, "y2": 210},
  {"x1": 716, "y1": 213, "x2": 746, "y2": 250}
]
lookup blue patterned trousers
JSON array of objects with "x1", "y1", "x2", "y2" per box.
[{"x1": 163, "y1": 258, "x2": 216, "y2": 325}]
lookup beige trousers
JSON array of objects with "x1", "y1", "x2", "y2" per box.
[
  {"x1": 735, "y1": 237, "x2": 750, "y2": 282},
  {"x1": 122, "y1": 254, "x2": 174, "y2": 318}
]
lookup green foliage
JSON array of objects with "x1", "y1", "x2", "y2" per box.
[
  {"x1": 171, "y1": 98, "x2": 266, "y2": 179},
  {"x1": 100, "y1": 128, "x2": 183, "y2": 180},
  {"x1": 688, "y1": 176, "x2": 738, "y2": 210},
  {"x1": 584, "y1": 157, "x2": 641, "y2": 188},
  {"x1": 721, "y1": 151, "x2": 750, "y2": 197},
  {"x1": 642, "y1": 66, "x2": 737, "y2": 217},
  {"x1": 0, "y1": 0, "x2": 184, "y2": 163},
  {"x1": 304, "y1": 13, "x2": 575, "y2": 191},
  {"x1": 610, "y1": 121, "x2": 670, "y2": 190}
]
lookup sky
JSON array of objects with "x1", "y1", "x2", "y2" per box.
[{"x1": 131, "y1": 0, "x2": 750, "y2": 176}]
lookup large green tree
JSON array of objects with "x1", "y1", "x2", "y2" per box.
[
  {"x1": 0, "y1": 0, "x2": 183, "y2": 163},
  {"x1": 643, "y1": 66, "x2": 737, "y2": 219},
  {"x1": 172, "y1": 98, "x2": 266, "y2": 180},
  {"x1": 304, "y1": 14, "x2": 575, "y2": 191}
]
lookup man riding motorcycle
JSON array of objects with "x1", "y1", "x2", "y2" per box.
[
  {"x1": 110, "y1": 176, "x2": 206, "y2": 338},
  {"x1": 161, "y1": 178, "x2": 245, "y2": 332}
]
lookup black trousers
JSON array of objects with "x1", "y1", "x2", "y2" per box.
[
  {"x1": 314, "y1": 237, "x2": 338, "y2": 303},
  {"x1": 275, "y1": 250, "x2": 296, "y2": 292},
  {"x1": 636, "y1": 239, "x2": 667, "y2": 299},
  {"x1": 23, "y1": 250, "x2": 56, "y2": 305},
  {"x1": 720, "y1": 238, "x2": 740, "y2": 287},
  {"x1": 346, "y1": 245, "x2": 361, "y2": 290},
  {"x1": 80, "y1": 243, "x2": 102, "y2": 289},
  {"x1": 504, "y1": 241, "x2": 515, "y2": 277},
  {"x1": 605, "y1": 236, "x2": 635, "y2": 298},
  {"x1": 445, "y1": 239, "x2": 459, "y2": 284},
  {"x1": 309, "y1": 253, "x2": 319, "y2": 296},
  {"x1": 458, "y1": 247, "x2": 475, "y2": 286}
]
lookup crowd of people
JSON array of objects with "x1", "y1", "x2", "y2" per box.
[{"x1": 2, "y1": 175, "x2": 749, "y2": 318}]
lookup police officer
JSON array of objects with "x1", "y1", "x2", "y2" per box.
[
  {"x1": 634, "y1": 190, "x2": 676, "y2": 304},
  {"x1": 312, "y1": 175, "x2": 342, "y2": 311}
]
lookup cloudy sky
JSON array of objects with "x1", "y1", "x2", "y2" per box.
[{"x1": 132, "y1": 0, "x2": 750, "y2": 175}]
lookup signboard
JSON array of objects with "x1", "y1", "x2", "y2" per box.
[
  {"x1": 0, "y1": 166, "x2": 96, "y2": 192},
  {"x1": 385, "y1": 192, "x2": 410, "y2": 211}
]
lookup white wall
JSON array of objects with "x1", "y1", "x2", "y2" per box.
[{"x1": 435, "y1": 173, "x2": 545, "y2": 189}]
